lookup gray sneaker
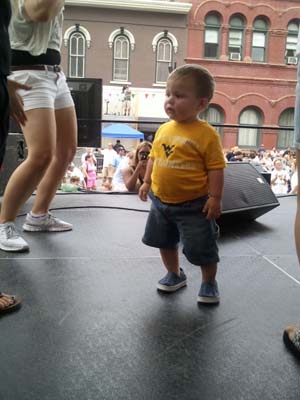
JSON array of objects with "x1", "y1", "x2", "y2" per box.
[
  {"x1": 23, "y1": 212, "x2": 73, "y2": 232},
  {"x1": 197, "y1": 281, "x2": 220, "y2": 304},
  {"x1": 0, "y1": 222, "x2": 29, "y2": 252},
  {"x1": 157, "y1": 268, "x2": 187, "y2": 292}
]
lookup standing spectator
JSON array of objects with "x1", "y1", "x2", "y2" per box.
[
  {"x1": 101, "y1": 143, "x2": 117, "y2": 190},
  {"x1": 270, "y1": 158, "x2": 290, "y2": 195},
  {"x1": 82, "y1": 153, "x2": 97, "y2": 191},
  {"x1": 122, "y1": 85, "x2": 131, "y2": 116},
  {"x1": 139, "y1": 64, "x2": 226, "y2": 303},
  {"x1": 0, "y1": 0, "x2": 77, "y2": 252}
]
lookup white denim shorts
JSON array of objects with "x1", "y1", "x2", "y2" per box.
[
  {"x1": 9, "y1": 69, "x2": 74, "y2": 111},
  {"x1": 295, "y1": 56, "x2": 300, "y2": 149}
]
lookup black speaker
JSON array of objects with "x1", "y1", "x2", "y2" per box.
[
  {"x1": 0, "y1": 133, "x2": 27, "y2": 195},
  {"x1": 67, "y1": 78, "x2": 102, "y2": 148},
  {"x1": 219, "y1": 162, "x2": 279, "y2": 222}
]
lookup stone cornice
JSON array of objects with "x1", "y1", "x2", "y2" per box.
[{"x1": 65, "y1": 0, "x2": 192, "y2": 14}]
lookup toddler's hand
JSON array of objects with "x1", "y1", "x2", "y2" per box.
[
  {"x1": 202, "y1": 197, "x2": 222, "y2": 220},
  {"x1": 139, "y1": 182, "x2": 150, "y2": 201}
]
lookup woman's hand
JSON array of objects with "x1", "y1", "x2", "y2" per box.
[{"x1": 7, "y1": 79, "x2": 32, "y2": 126}]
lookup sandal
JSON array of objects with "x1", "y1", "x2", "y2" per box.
[
  {"x1": 0, "y1": 292, "x2": 21, "y2": 315},
  {"x1": 283, "y1": 325, "x2": 300, "y2": 359}
]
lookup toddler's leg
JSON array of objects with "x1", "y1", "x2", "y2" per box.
[
  {"x1": 160, "y1": 248, "x2": 180, "y2": 275},
  {"x1": 198, "y1": 263, "x2": 220, "y2": 304},
  {"x1": 156, "y1": 248, "x2": 187, "y2": 292}
]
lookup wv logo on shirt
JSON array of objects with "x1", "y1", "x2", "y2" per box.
[{"x1": 162, "y1": 144, "x2": 175, "y2": 158}]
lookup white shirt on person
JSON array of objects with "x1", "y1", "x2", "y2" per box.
[{"x1": 9, "y1": 0, "x2": 63, "y2": 55}]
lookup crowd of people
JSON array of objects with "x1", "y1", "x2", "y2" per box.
[
  {"x1": 224, "y1": 145, "x2": 298, "y2": 195},
  {"x1": 61, "y1": 140, "x2": 153, "y2": 193}
]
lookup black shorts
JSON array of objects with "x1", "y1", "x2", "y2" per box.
[{"x1": 0, "y1": 74, "x2": 9, "y2": 167}]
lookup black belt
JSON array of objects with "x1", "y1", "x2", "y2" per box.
[{"x1": 11, "y1": 65, "x2": 61, "y2": 73}]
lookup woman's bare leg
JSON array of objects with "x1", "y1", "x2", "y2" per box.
[
  {"x1": 31, "y1": 106, "x2": 77, "y2": 214},
  {"x1": 0, "y1": 108, "x2": 56, "y2": 223}
]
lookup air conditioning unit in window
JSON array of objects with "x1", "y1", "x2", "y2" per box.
[
  {"x1": 287, "y1": 56, "x2": 298, "y2": 65},
  {"x1": 229, "y1": 52, "x2": 241, "y2": 61}
]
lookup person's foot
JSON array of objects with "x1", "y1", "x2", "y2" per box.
[
  {"x1": 283, "y1": 325, "x2": 300, "y2": 358},
  {"x1": 197, "y1": 281, "x2": 220, "y2": 304},
  {"x1": 0, "y1": 222, "x2": 29, "y2": 252},
  {"x1": 156, "y1": 268, "x2": 187, "y2": 292},
  {"x1": 0, "y1": 292, "x2": 21, "y2": 315},
  {"x1": 23, "y1": 212, "x2": 73, "y2": 232}
]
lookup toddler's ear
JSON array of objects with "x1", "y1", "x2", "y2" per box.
[{"x1": 198, "y1": 98, "x2": 209, "y2": 112}]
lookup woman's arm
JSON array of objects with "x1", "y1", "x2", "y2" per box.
[
  {"x1": 122, "y1": 166, "x2": 141, "y2": 192},
  {"x1": 24, "y1": 0, "x2": 64, "y2": 22}
]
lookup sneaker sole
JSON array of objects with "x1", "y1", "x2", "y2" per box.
[
  {"x1": 157, "y1": 280, "x2": 187, "y2": 292},
  {"x1": 197, "y1": 295, "x2": 220, "y2": 304},
  {"x1": 0, "y1": 244, "x2": 29, "y2": 252},
  {"x1": 22, "y1": 224, "x2": 73, "y2": 232}
]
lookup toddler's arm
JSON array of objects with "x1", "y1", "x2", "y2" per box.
[{"x1": 203, "y1": 169, "x2": 224, "y2": 219}]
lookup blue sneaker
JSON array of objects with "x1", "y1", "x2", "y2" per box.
[
  {"x1": 157, "y1": 268, "x2": 187, "y2": 292},
  {"x1": 197, "y1": 281, "x2": 220, "y2": 304}
]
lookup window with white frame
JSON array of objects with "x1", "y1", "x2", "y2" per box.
[
  {"x1": 228, "y1": 15, "x2": 245, "y2": 60},
  {"x1": 285, "y1": 20, "x2": 300, "y2": 63},
  {"x1": 113, "y1": 35, "x2": 130, "y2": 82},
  {"x1": 238, "y1": 107, "x2": 262, "y2": 147},
  {"x1": 64, "y1": 25, "x2": 91, "y2": 78},
  {"x1": 156, "y1": 38, "x2": 172, "y2": 84},
  {"x1": 152, "y1": 31, "x2": 178, "y2": 84},
  {"x1": 199, "y1": 105, "x2": 224, "y2": 136},
  {"x1": 278, "y1": 108, "x2": 295, "y2": 148},
  {"x1": 69, "y1": 31, "x2": 86, "y2": 78},
  {"x1": 252, "y1": 18, "x2": 268, "y2": 63},
  {"x1": 204, "y1": 13, "x2": 221, "y2": 59}
]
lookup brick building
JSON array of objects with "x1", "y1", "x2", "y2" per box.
[
  {"x1": 63, "y1": 0, "x2": 300, "y2": 149},
  {"x1": 186, "y1": 0, "x2": 300, "y2": 150}
]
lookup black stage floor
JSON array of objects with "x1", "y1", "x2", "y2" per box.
[{"x1": 0, "y1": 193, "x2": 299, "y2": 400}]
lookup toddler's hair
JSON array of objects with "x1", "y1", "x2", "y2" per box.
[{"x1": 168, "y1": 64, "x2": 215, "y2": 101}]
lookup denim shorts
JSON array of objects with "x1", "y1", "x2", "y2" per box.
[
  {"x1": 142, "y1": 194, "x2": 220, "y2": 266},
  {"x1": 9, "y1": 69, "x2": 74, "y2": 111},
  {"x1": 295, "y1": 55, "x2": 300, "y2": 150}
]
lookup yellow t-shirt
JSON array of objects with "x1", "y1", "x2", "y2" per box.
[{"x1": 150, "y1": 119, "x2": 226, "y2": 203}]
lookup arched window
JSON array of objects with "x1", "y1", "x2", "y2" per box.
[
  {"x1": 252, "y1": 18, "x2": 268, "y2": 63},
  {"x1": 69, "y1": 31, "x2": 86, "y2": 78},
  {"x1": 156, "y1": 38, "x2": 173, "y2": 84},
  {"x1": 228, "y1": 15, "x2": 245, "y2": 61},
  {"x1": 278, "y1": 108, "x2": 295, "y2": 148},
  {"x1": 204, "y1": 13, "x2": 221, "y2": 59},
  {"x1": 113, "y1": 34, "x2": 130, "y2": 82},
  {"x1": 152, "y1": 31, "x2": 178, "y2": 84},
  {"x1": 199, "y1": 105, "x2": 224, "y2": 136},
  {"x1": 238, "y1": 107, "x2": 262, "y2": 147},
  {"x1": 64, "y1": 25, "x2": 91, "y2": 78},
  {"x1": 286, "y1": 20, "x2": 300, "y2": 64}
]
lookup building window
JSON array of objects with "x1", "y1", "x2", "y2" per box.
[
  {"x1": 204, "y1": 13, "x2": 221, "y2": 59},
  {"x1": 286, "y1": 20, "x2": 300, "y2": 64},
  {"x1": 152, "y1": 31, "x2": 178, "y2": 84},
  {"x1": 69, "y1": 31, "x2": 86, "y2": 78},
  {"x1": 156, "y1": 38, "x2": 173, "y2": 84},
  {"x1": 278, "y1": 108, "x2": 295, "y2": 148},
  {"x1": 238, "y1": 107, "x2": 262, "y2": 147},
  {"x1": 252, "y1": 18, "x2": 268, "y2": 63},
  {"x1": 199, "y1": 105, "x2": 224, "y2": 136},
  {"x1": 64, "y1": 25, "x2": 91, "y2": 78},
  {"x1": 113, "y1": 35, "x2": 130, "y2": 82},
  {"x1": 228, "y1": 15, "x2": 245, "y2": 61}
]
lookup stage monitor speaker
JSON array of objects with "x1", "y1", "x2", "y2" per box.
[
  {"x1": 219, "y1": 162, "x2": 279, "y2": 223},
  {"x1": 67, "y1": 78, "x2": 102, "y2": 148},
  {"x1": 0, "y1": 133, "x2": 27, "y2": 195}
]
